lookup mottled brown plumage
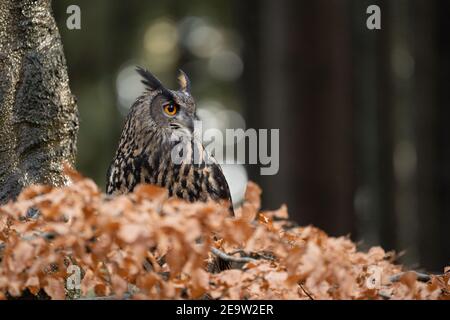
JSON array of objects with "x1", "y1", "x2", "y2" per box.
[{"x1": 107, "y1": 67, "x2": 233, "y2": 214}]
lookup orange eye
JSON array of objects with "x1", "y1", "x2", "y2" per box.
[{"x1": 163, "y1": 103, "x2": 178, "y2": 116}]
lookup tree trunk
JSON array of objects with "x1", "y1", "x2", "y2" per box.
[
  {"x1": 0, "y1": 0, "x2": 78, "y2": 204},
  {"x1": 239, "y1": 0, "x2": 356, "y2": 237}
]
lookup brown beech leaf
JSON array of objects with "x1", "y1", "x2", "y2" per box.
[
  {"x1": 111, "y1": 274, "x2": 128, "y2": 297},
  {"x1": 0, "y1": 168, "x2": 446, "y2": 300},
  {"x1": 134, "y1": 184, "x2": 167, "y2": 203},
  {"x1": 25, "y1": 276, "x2": 40, "y2": 295},
  {"x1": 244, "y1": 181, "x2": 262, "y2": 212},
  {"x1": 189, "y1": 269, "x2": 210, "y2": 298},
  {"x1": 18, "y1": 185, "x2": 53, "y2": 201},
  {"x1": 44, "y1": 278, "x2": 65, "y2": 300},
  {"x1": 8, "y1": 241, "x2": 35, "y2": 273},
  {"x1": 63, "y1": 162, "x2": 85, "y2": 183}
]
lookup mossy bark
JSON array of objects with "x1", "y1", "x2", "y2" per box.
[{"x1": 0, "y1": 0, "x2": 78, "y2": 204}]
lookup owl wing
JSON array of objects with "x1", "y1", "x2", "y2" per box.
[{"x1": 202, "y1": 158, "x2": 234, "y2": 216}]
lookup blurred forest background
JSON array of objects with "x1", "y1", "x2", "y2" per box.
[{"x1": 52, "y1": 0, "x2": 449, "y2": 272}]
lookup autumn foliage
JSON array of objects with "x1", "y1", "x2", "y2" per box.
[{"x1": 0, "y1": 168, "x2": 449, "y2": 300}]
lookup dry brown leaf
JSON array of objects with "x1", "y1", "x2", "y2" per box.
[
  {"x1": 0, "y1": 172, "x2": 447, "y2": 300},
  {"x1": 44, "y1": 278, "x2": 65, "y2": 300}
]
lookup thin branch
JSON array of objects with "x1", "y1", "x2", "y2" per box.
[
  {"x1": 229, "y1": 249, "x2": 247, "y2": 256},
  {"x1": 389, "y1": 271, "x2": 433, "y2": 283},
  {"x1": 298, "y1": 282, "x2": 314, "y2": 300},
  {"x1": 210, "y1": 247, "x2": 257, "y2": 264},
  {"x1": 378, "y1": 291, "x2": 392, "y2": 300},
  {"x1": 228, "y1": 249, "x2": 276, "y2": 261}
]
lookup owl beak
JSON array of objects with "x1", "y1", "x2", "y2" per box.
[
  {"x1": 185, "y1": 117, "x2": 194, "y2": 133},
  {"x1": 174, "y1": 114, "x2": 194, "y2": 133}
]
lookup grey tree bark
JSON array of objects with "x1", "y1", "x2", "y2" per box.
[{"x1": 0, "y1": 0, "x2": 79, "y2": 204}]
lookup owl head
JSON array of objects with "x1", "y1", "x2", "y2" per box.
[{"x1": 134, "y1": 67, "x2": 198, "y2": 137}]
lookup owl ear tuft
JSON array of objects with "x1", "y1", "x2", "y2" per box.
[
  {"x1": 177, "y1": 69, "x2": 191, "y2": 95},
  {"x1": 136, "y1": 66, "x2": 164, "y2": 91}
]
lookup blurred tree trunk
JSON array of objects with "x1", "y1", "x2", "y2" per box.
[
  {"x1": 412, "y1": 0, "x2": 439, "y2": 270},
  {"x1": 352, "y1": 0, "x2": 397, "y2": 252},
  {"x1": 239, "y1": 0, "x2": 356, "y2": 237},
  {"x1": 0, "y1": 0, "x2": 79, "y2": 204},
  {"x1": 434, "y1": 0, "x2": 450, "y2": 271}
]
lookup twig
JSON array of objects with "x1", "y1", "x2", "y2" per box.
[
  {"x1": 378, "y1": 291, "x2": 392, "y2": 300},
  {"x1": 229, "y1": 249, "x2": 247, "y2": 256},
  {"x1": 298, "y1": 282, "x2": 314, "y2": 300},
  {"x1": 389, "y1": 271, "x2": 433, "y2": 283},
  {"x1": 210, "y1": 247, "x2": 257, "y2": 264},
  {"x1": 228, "y1": 249, "x2": 276, "y2": 261}
]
